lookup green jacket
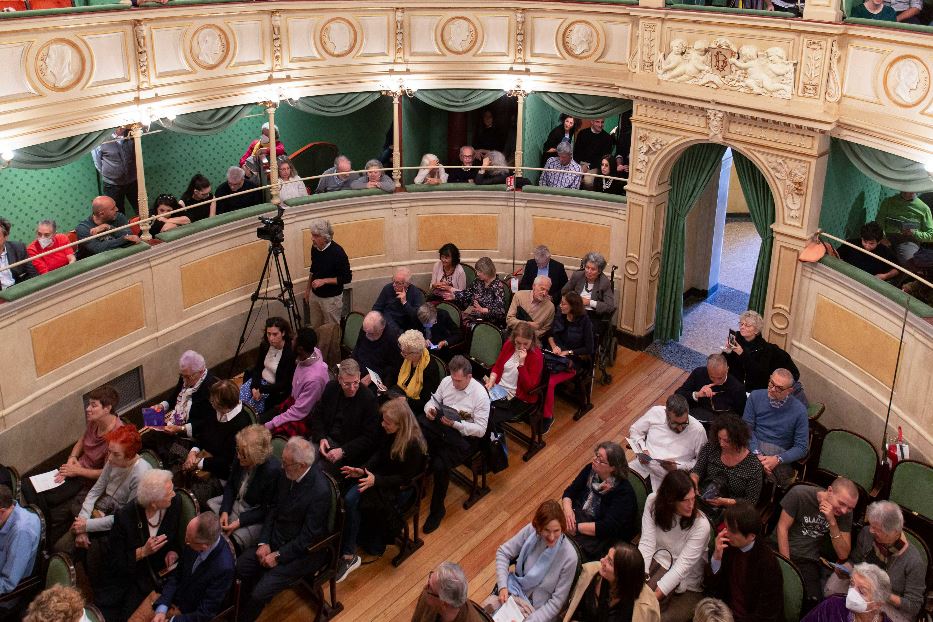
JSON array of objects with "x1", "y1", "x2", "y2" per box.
[{"x1": 876, "y1": 195, "x2": 933, "y2": 243}]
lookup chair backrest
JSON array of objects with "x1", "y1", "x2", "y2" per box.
[
  {"x1": 139, "y1": 449, "x2": 163, "y2": 469},
  {"x1": 28, "y1": 0, "x2": 74, "y2": 7},
  {"x1": 807, "y1": 402, "x2": 825, "y2": 422},
  {"x1": 175, "y1": 488, "x2": 199, "y2": 543},
  {"x1": 627, "y1": 470, "x2": 649, "y2": 524},
  {"x1": 462, "y1": 263, "x2": 477, "y2": 286},
  {"x1": 271, "y1": 435, "x2": 288, "y2": 460},
  {"x1": 816, "y1": 429, "x2": 878, "y2": 492},
  {"x1": 437, "y1": 302, "x2": 461, "y2": 327},
  {"x1": 430, "y1": 355, "x2": 447, "y2": 381},
  {"x1": 84, "y1": 605, "x2": 105, "y2": 622},
  {"x1": 1, "y1": 464, "x2": 20, "y2": 501},
  {"x1": 0, "y1": 0, "x2": 28, "y2": 9},
  {"x1": 24, "y1": 503, "x2": 47, "y2": 561},
  {"x1": 889, "y1": 459, "x2": 933, "y2": 520},
  {"x1": 903, "y1": 526, "x2": 930, "y2": 572},
  {"x1": 241, "y1": 403, "x2": 259, "y2": 425},
  {"x1": 469, "y1": 322, "x2": 504, "y2": 370},
  {"x1": 321, "y1": 471, "x2": 343, "y2": 533},
  {"x1": 776, "y1": 552, "x2": 804, "y2": 622},
  {"x1": 557, "y1": 537, "x2": 585, "y2": 620},
  {"x1": 342, "y1": 311, "x2": 365, "y2": 353},
  {"x1": 45, "y1": 552, "x2": 76, "y2": 588}
]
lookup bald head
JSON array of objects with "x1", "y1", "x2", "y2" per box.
[{"x1": 91, "y1": 196, "x2": 118, "y2": 222}]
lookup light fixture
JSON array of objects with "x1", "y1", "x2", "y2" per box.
[
  {"x1": 380, "y1": 76, "x2": 416, "y2": 98},
  {"x1": 0, "y1": 148, "x2": 13, "y2": 171},
  {"x1": 506, "y1": 78, "x2": 532, "y2": 98},
  {"x1": 924, "y1": 158, "x2": 933, "y2": 174}
]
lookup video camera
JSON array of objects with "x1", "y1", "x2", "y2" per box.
[{"x1": 256, "y1": 214, "x2": 285, "y2": 244}]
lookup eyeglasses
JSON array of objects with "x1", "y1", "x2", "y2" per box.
[
  {"x1": 425, "y1": 571, "x2": 440, "y2": 598},
  {"x1": 340, "y1": 380, "x2": 360, "y2": 388},
  {"x1": 592, "y1": 453, "x2": 608, "y2": 465},
  {"x1": 768, "y1": 380, "x2": 792, "y2": 392},
  {"x1": 667, "y1": 420, "x2": 689, "y2": 431}
]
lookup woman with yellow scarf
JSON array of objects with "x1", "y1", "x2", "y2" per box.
[{"x1": 395, "y1": 329, "x2": 443, "y2": 412}]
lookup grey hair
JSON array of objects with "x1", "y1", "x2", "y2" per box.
[
  {"x1": 336, "y1": 358, "x2": 361, "y2": 378},
  {"x1": 866, "y1": 501, "x2": 904, "y2": 535},
  {"x1": 284, "y1": 436, "x2": 316, "y2": 467},
  {"x1": 364, "y1": 311, "x2": 386, "y2": 329},
  {"x1": 334, "y1": 155, "x2": 351, "y2": 168},
  {"x1": 693, "y1": 598, "x2": 735, "y2": 622},
  {"x1": 179, "y1": 350, "x2": 206, "y2": 373},
  {"x1": 447, "y1": 355, "x2": 472, "y2": 377},
  {"x1": 417, "y1": 303, "x2": 437, "y2": 325},
  {"x1": 419, "y1": 153, "x2": 440, "y2": 168},
  {"x1": 666, "y1": 393, "x2": 690, "y2": 416},
  {"x1": 459, "y1": 145, "x2": 474, "y2": 157},
  {"x1": 533, "y1": 245, "x2": 550, "y2": 261},
  {"x1": 772, "y1": 367, "x2": 794, "y2": 386},
  {"x1": 486, "y1": 150, "x2": 508, "y2": 173},
  {"x1": 707, "y1": 353, "x2": 728, "y2": 369},
  {"x1": 192, "y1": 511, "x2": 221, "y2": 544},
  {"x1": 738, "y1": 310, "x2": 764, "y2": 333},
  {"x1": 584, "y1": 251, "x2": 607, "y2": 272},
  {"x1": 852, "y1": 563, "x2": 892, "y2": 603},
  {"x1": 434, "y1": 562, "x2": 469, "y2": 608},
  {"x1": 309, "y1": 219, "x2": 334, "y2": 243},
  {"x1": 394, "y1": 266, "x2": 412, "y2": 283},
  {"x1": 364, "y1": 159, "x2": 383, "y2": 171},
  {"x1": 37, "y1": 219, "x2": 58, "y2": 232},
  {"x1": 260, "y1": 121, "x2": 279, "y2": 134},
  {"x1": 556, "y1": 141, "x2": 573, "y2": 156},
  {"x1": 137, "y1": 469, "x2": 173, "y2": 506},
  {"x1": 596, "y1": 440, "x2": 628, "y2": 480},
  {"x1": 226, "y1": 166, "x2": 245, "y2": 182},
  {"x1": 398, "y1": 329, "x2": 426, "y2": 352},
  {"x1": 532, "y1": 275, "x2": 552, "y2": 289},
  {"x1": 475, "y1": 256, "x2": 496, "y2": 278}
]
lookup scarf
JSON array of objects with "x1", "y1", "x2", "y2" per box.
[
  {"x1": 507, "y1": 529, "x2": 564, "y2": 602},
  {"x1": 581, "y1": 469, "x2": 617, "y2": 519},
  {"x1": 398, "y1": 349, "x2": 430, "y2": 400},
  {"x1": 168, "y1": 368, "x2": 207, "y2": 425}
]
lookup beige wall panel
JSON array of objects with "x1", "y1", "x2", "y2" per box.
[
  {"x1": 409, "y1": 15, "x2": 442, "y2": 57},
  {"x1": 0, "y1": 44, "x2": 34, "y2": 101},
  {"x1": 151, "y1": 26, "x2": 191, "y2": 77},
  {"x1": 301, "y1": 218, "x2": 386, "y2": 267},
  {"x1": 229, "y1": 20, "x2": 265, "y2": 67},
  {"x1": 532, "y1": 216, "x2": 610, "y2": 261},
  {"x1": 811, "y1": 296, "x2": 898, "y2": 386},
  {"x1": 181, "y1": 241, "x2": 267, "y2": 308},
  {"x1": 843, "y1": 46, "x2": 886, "y2": 104},
  {"x1": 358, "y1": 16, "x2": 390, "y2": 58},
  {"x1": 529, "y1": 17, "x2": 561, "y2": 59},
  {"x1": 286, "y1": 17, "x2": 321, "y2": 62},
  {"x1": 477, "y1": 15, "x2": 510, "y2": 56},
  {"x1": 418, "y1": 214, "x2": 499, "y2": 252},
  {"x1": 82, "y1": 32, "x2": 130, "y2": 87},
  {"x1": 30, "y1": 283, "x2": 146, "y2": 377},
  {"x1": 598, "y1": 21, "x2": 632, "y2": 65}
]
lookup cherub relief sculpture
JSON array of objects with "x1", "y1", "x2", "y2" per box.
[{"x1": 657, "y1": 39, "x2": 723, "y2": 88}]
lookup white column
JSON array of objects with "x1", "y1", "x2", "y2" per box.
[{"x1": 130, "y1": 123, "x2": 151, "y2": 241}]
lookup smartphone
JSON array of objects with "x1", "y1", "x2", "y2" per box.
[
  {"x1": 819, "y1": 557, "x2": 851, "y2": 575},
  {"x1": 728, "y1": 329, "x2": 739, "y2": 347}
]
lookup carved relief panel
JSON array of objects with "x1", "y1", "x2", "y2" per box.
[
  {"x1": 284, "y1": 12, "x2": 392, "y2": 65},
  {"x1": 525, "y1": 12, "x2": 632, "y2": 67},
  {"x1": 404, "y1": 11, "x2": 511, "y2": 59}
]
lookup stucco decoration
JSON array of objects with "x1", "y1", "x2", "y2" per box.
[
  {"x1": 633, "y1": 132, "x2": 671, "y2": 184},
  {"x1": 36, "y1": 40, "x2": 84, "y2": 91},
  {"x1": 190, "y1": 25, "x2": 228, "y2": 70},
  {"x1": 320, "y1": 18, "x2": 356, "y2": 58},
  {"x1": 658, "y1": 37, "x2": 796, "y2": 99},
  {"x1": 825, "y1": 38, "x2": 841, "y2": 103},
  {"x1": 395, "y1": 9, "x2": 404, "y2": 62},
  {"x1": 440, "y1": 17, "x2": 477, "y2": 55},
  {"x1": 707, "y1": 109, "x2": 725, "y2": 140},
  {"x1": 884, "y1": 56, "x2": 930, "y2": 108},
  {"x1": 801, "y1": 39, "x2": 825, "y2": 98},
  {"x1": 134, "y1": 21, "x2": 151, "y2": 88},
  {"x1": 515, "y1": 9, "x2": 525, "y2": 63},
  {"x1": 768, "y1": 156, "x2": 808, "y2": 225},
  {"x1": 640, "y1": 22, "x2": 657, "y2": 74},
  {"x1": 271, "y1": 12, "x2": 282, "y2": 70},
  {"x1": 562, "y1": 21, "x2": 597, "y2": 60}
]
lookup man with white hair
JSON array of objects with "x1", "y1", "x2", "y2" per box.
[
  {"x1": 316, "y1": 155, "x2": 360, "y2": 193},
  {"x1": 411, "y1": 561, "x2": 485, "y2": 622},
  {"x1": 351, "y1": 311, "x2": 402, "y2": 391},
  {"x1": 373, "y1": 266, "x2": 426, "y2": 332},
  {"x1": 215, "y1": 165, "x2": 261, "y2": 214},
  {"x1": 742, "y1": 367, "x2": 808, "y2": 486},
  {"x1": 517, "y1": 245, "x2": 567, "y2": 306},
  {"x1": 304, "y1": 218, "x2": 352, "y2": 329},
  {"x1": 539, "y1": 141, "x2": 581, "y2": 190},
  {"x1": 236, "y1": 436, "x2": 333, "y2": 622},
  {"x1": 506, "y1": 275, "x2": 555, "y2": 338}
]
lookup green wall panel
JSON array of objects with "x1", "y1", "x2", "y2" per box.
[
  {"x1": 521, "y1": 94, "x2": 561, "y2": 184},
  {"x1": 402, "y1": 98, "x2": 449, "y2": 185}
]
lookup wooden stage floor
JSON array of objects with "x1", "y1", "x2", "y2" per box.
[{"x1": 259, "y1": 346, "x2": 688, "y2": 621}]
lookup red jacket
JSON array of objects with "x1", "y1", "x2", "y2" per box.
[
  {"x1": 26, "y1": 234, "x2": 74, "y2": 274},
  {"x1": 490, "y1": 341, "x2": 544, "y2": 403}
]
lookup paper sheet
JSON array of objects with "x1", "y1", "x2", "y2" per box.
[
  {"x1": 29, "y1": 469, "x2": 65, "y2": 493},
  {"x1": 493, "y1": 596, "x2": 526, "y2": 622}
]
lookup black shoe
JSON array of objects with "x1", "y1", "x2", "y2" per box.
[
  {"x1": 541, "y1": 417, "x2": 554, "y2": 435},
  {"x1": 423, "y1": 511, "x2": 445, "y2": 534},
  {"x1": 335, "y1": 555, "x2": 361, "y2": 583}
]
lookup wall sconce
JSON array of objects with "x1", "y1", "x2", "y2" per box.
[
  {"x1": 380, "y1": 77, "x2": 416, "y2": 98},
  {"x1": 506, "y1": 78, "x2": 532, "y2": 98},
  {"x1": 0, "y1": 148, "x2": 13, "y2": 171}
]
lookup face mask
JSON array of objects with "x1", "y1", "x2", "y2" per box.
[
  {"x1": 38, "y1": 237, "x2": 54, "y2": 249},
  {"x1": 845, "y1": 586, "x2": 870, "y2": 613},
  {"x1": 260, "y1": 135, "x2": 270, "y2": 146}
]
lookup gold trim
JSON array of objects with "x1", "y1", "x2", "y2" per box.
[
  {"x1": 882, "y1": 54, "x2": 930, "y2": 109},
  {"x1": 189, "y1": 24, "x2": 231, "y2": 71},
  {"x1": 560, "y1": 19, "x2": 599, "y2": 61},
  {"x1": 35, "y1": 39, "x2": 85, "y2": 93},
  {"x1": 438, "y1": 16, "x2": 478, "y2": 56},
  {"x1": 319, "y1": 17, "x2": 357, "y2": 58}
]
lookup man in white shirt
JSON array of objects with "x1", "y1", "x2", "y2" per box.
[
  {"x1": 420, "y1": 355, "x2": 490, "y2": 534},
  {"x1": 627, "y1": 394, "x2": 707, "y2": 491}
]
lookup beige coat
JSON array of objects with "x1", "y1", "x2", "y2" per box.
[{"x1": 562, "y1": 561, "x2": 660, "y2": 622}]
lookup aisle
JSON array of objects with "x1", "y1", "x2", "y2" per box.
[{"x1": 258, "y1": 346, "x2": 688, "y2": 621}]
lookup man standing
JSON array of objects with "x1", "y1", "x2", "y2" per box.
[
  {"x1": 627, "y1": 394, "x2": 707, "y2": 491},
  {"x1": 517, "y1": 245, "x2": 568, "y2": 306},
  {"x1": 0, "y1": 217, "x2": 37, "y2": 290},
  {"x1": 572, "y1": 118, "x2": 613, "y2": 188},
  {"x1": 742, "y1": 368, "x2": 808, "y2": 486},
  {"x1": 420, "y1": 356, "x2": 490, "y2": 533},
  {"x1": 304, "y1": 219, "x2": 352, "y2": 329},
  {"x1": 0, "y1": 484, "x2": 41, "y2": 615},
  {"x1": 447, "y1": 146, "x2": 477, "y2": 184},
  {"x1": 26, "y1": 219, "x2": 75, "y2": 275},
  {"x1": 235, "y1": 437, "x2": 333, "y2": 622},
  {"x1": 373, "y1": 266, "x2": 426, "y2": 332},
  {"x1": 75, "y1": 196, "x2": 141, "y2": 260},
  {"x1": 92, "y1": 127, "x2": 137, "y2": 214},
  {"x1": 506, "y1": 276, "x2": 555, "y2": 339},
  {"x1": 539, "y1": 142, "x2": 581, "y2": 190},
  {"x1": 215, "y1": 166, "x2": 262, "y2": 215},
  {"x1": 351, "y1": 311, "x2": 402, "y2": 392},
  {"x1": 411, "y1": 562, "x2": 486, "y2": 622},
  {"x1": 675, "y1": 353, "x2": 747, "y2": 426},
  {"x1": 876, "y1": 191, "x2": 933, "y2": 264},
  {"x1": 316, "y1": 156, "x2": 360, "y2": 194}
]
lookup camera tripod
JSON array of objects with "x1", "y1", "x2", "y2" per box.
[{"x1": 229, "y1": 214, "x2": 301, "y2": 376}]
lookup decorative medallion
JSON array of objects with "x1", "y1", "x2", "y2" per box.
[
  {"x1": 883, "y1": 55, "x2": 930, "y2": 108},
  {"x1": 440, "y1": 17, "x2": 477, "y2": 55},
  {"x1": 320, "y1": 17, "x2": 357, "y2": 58},
  {"x1": 190, "y1": 25, "x2": 229, "y2": 70},
  {"x1": 36, "y1": 39, "x2": 84, "y2": 92},
  {"x1": 562, "y1": 20, "x2": 598, "y2": 60}
]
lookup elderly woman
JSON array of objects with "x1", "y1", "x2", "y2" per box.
[
  {"x1": 453, "y1": 256, "x2": 509, "y2": 329},
  {"x1": 475, "y1": 150, "x2": 510, "y2": 185},
  {"x1": 562, "y1": 251, "x2": 616, "y2": 316},
  {"x1": 338, "y1": 398, "x2": 428, "y2": 579},
  {"x1": 486, "y1": 321, "x2": 544, "y2": 424},
  {"x1": 690, "y1": 415, "x2": 763, "y2": 524},
  {"x1": 594, "y1": 155, "x2": 626, "y2": 196},
  {"x1": 23, "y1": 385, "x2": 122, "y2": 548},
  {"x1": 414, "y1": 153, "x2": 449, "y2": 185},
  {"x1": 305, "y1": 218, "x2": 353, "y2": 329},
  {"x1": 565, "y1": 542, "x2": 661, "y2": 622},
  {"x1": 544, "y1": 291, "x2": 596, "y2": 427},
  {"x1": 429, "y1": 243, "x2": 466, "y2": 300},
  {"x1": 562, "y1": 441, "x2": 638, "y2": 562},
  {"x1": 148, "y1": 193, "x2": 190, "y2": 236},
  {"x1": 277, "y1": 160, "x2": 309, "y2": 202},
  {"x1": 803, "y1": 564, "x2": 894, "y2": 622},
  {"x1": 417, "y1": 303, "x2": 462, "y2": 353},
  {"x1": 94, "y1": 469, "x2": 182, "y2": 622},
  {"x1": 639, "y1": 470, "x2": 711, "y2": 622},
  {"x1": 350, "y1": 159, "x2": 395, "y2": 193},
  {"x1": 395, "y1": 330, "x2": 442, "y2": 413},
  {"x1": 23, "y1": 586, "x2": 86, "y2": 622},
  {"x1": 824, "y1": 501, "x2": 925, "y2": 622},
  {"x1": 54, "y1": 425, "x2": 150, "y2": 555},
  {"x1": 179, "y1": 173, "x2": 216, "y2": 221},
  {"x1": 481, "y1": 500, "x2": 577, "y2": 622},
  {"x1": 693, "y1": 598, "x2": 735, "y2": 622},
  {"x1": 239, "y1": 121, "x2": 285, "y2": 173},
  {"x1": 207, "y1": 425, "x2": 281, "y2": 553},
  {"x1": 240, "y1": 316, "x2": 296, "y2": 415},
  {"x1": 724, "y1": 310, "x2": 805, "y2": 401}
]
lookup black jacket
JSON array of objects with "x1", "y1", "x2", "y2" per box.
[
  {"x1": 724, "y1": 334, "x2": 799, "y2": 393},
  {"x1": 423, "y1": 306, "x2": 463, "y2": 349},
  {"x1": 518, "y1": 258, "x2": 568, "y2": 307},
  {"x1": 248, "y1": 341, "x2": 297, "y2": 410},
  {"x1": 706, "y1": 540, "x2": 784, "y2": 622},
  {"x1": 219, "y1": 457, "x2": 282, "y2": 528},
  {"x1": 309, "y1": 380, "x2": 380, "y2": 466},
  {"x1": 153, "y1": 537, "x2": 235, "y2": 622},
  {"x1": 675, "y1": 366, "x2": 747, "y2": 416},
  {"x1": 563, "y1": 465, "x2": 638, "y2": 543},
  {"x1": 261, "y1": 464, "x2": 333, "y2": 565},
  {"x1": 1, "y1": 241, "x2": 38, "y2": 289},
  {"x1": 167, "y1": 373, "x2": 219, "y2": 430}
]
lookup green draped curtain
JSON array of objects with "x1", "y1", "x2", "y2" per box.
[
  {"x1": 287, "y1": 92, "x2": 379, "y2": 117},
  {"x1": 837, "y1": 139, "x2": 933, "y2": 193},
  {"x1": 734, "y1": 151, "x2": 775, "y2": 315},
  {"x1": 10, "y1": 129, "x2": 112, "y2": 169},
  {"x1": 160, "y1": 104, "x2": 253, "y2": 135},
  {"x1": 413, "y1": 89, "x2": 503, "y2": 112},
  {"x1": 654, "y1": 143, "x2": 728, "y2": 342},
  {"x1": 537, "y1": 92, "x2": 632, "y2": 118}
]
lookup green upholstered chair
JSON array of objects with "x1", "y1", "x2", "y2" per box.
[
  {"x1": 84, "y1": 605, "x2": 105, "y2": 622},
  {"x1": 888, "y1": 460, "x2": 933, "y2": 521},
  {"x1": 341, "y1": 311, "x2": 364, "y2": 357},
  {"x1": 776, "y1": 552, "x2": 804, "y2": 622},
  {"x1": 271, "y1": 435, "x2": 288, "y2": 460},
  {"x1": 45, "y1": 552, "x2": 76, "y2": 588},
  {"x1": 462, "y1": 263, "x2": 477, "y2": 287},
  {"x1": 807, "y1": 402, "x2": 825, "y2": 423},
  {"x1": 467, "y1": 321, "x2": 503, "y2": 373},
  {"x1": 175, "y1": 488, "x2": 200, "y2": 542},
  {"x1": 437, "y1": 302, "x2": 461, "y2": 327},
  {"x1": 813, "y1": 429, "x2": 878, "y2": 493},
  {"x1": 139, "y1": 449, "x2": 163, "y2": 470}
]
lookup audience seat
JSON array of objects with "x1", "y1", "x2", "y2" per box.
[
  {"x1": 209, "y1": 536, "x2": 241, "y2": 622},
  {"x1": 0, "y1": 504, "x2": 47, "y2": 616},
  {"x1": 804, "y1": 428, "x2": 879, "y2": 520},
  {"x1": 341, "y1": 311, "x2": 364, "y2": 358},
  {"x1": 886, "y1": 459, "x2": 933, "y2": 523},
  {"x1": 775, "y1": 552, "x2": 805, "y2": 622},
  {"x1": 139, "y1": 449, "x2": 162, "y2": 469},
  {"x1": 470, "y1": 599, "x2": 495, "y2": 621},
  {"x1": 498, "y1": 367, "x2": 550, "y2": 462},
  {"x1": 271, "y1": 435, "x2": 288, "y2": 460},
  {"x1": 26, "y1": 0, "x2": 73, "y2": 8},
  {"x1": 176, "y1": 488, "x2": 200, "y2": 541},
  {"x1": 627, "y1": 470, "x2": 649, "y2": 532},
  {"x1": 449, "y1": 441, "x2": 492, "y2": 510},
  {"x1": 806, "y1": 402, "x2": 825, "y2": 423},
  {"x1": 462, "y1": 263, "x2": 476, "y2": 287},
  {"x1": 467, "y1": 321, "x2": 502, "y2": 378},
  {"x1": 84, "y1": 605, "x2": 105, "y2": 622},
  {"x1": 437, "y1": 302, "x2": 461, "y2": 327},
  {"x1": 391, "y1": 463, "x2": 428, "y2": 568},
  {"x1": 0, "y1": 0, "x2": 27, "y2": 9},
  {"x1": 44, "y1": 552, "x2": 76, "y2": 589},
  {"x1": 296, "y1": 472, "x2": 344, "y2": 622},
  {"x1": 1, "y1": 463, "x2": 21, "y2": 502}
]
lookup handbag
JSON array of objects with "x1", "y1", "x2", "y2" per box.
[
  {"x1": 645, "y1": 548, "x2": 674, "y2": 592},
  {"x1": 487, "y1": 430, "x2": 509, "y2": 473},
  {"x1": 543, "y1": 350, "x2": 573, "y2": 373}
]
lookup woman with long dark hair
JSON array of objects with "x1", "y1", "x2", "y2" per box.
[
  {"x1": 179, "y1": 173, "x2": 216, "y2": 221},
  {"x1": 239, "y1": 316, "x2": 296, "y2": 415},
  {"x1": 566, "y1": 542, "x2": 661, "y2": 622}
]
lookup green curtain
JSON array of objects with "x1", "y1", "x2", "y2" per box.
[
  {"x1": 160, "y1": 104, "x2": 253, "y2": 135},
  {"x1": 413, "y1": 89, "x2": 503, "y2": 112},
  {"x1": 10, "y1": 129, "x2": 112, "y2": 169},
  {"x1": 287, "y1": 92, "x2": 379, "y2": 117},
  {"x1": 838, "y1": 139, "x2": 933, "y2": 192},
  {"x1": 654, "y1": 143, "x2": 728, "y2": 342},
  {"x1": 733, "y1": 151, "x2": 775, "y2": 315},
  {"x1": 538, "y1": 92, "x2": 632, "y2": 118}
]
